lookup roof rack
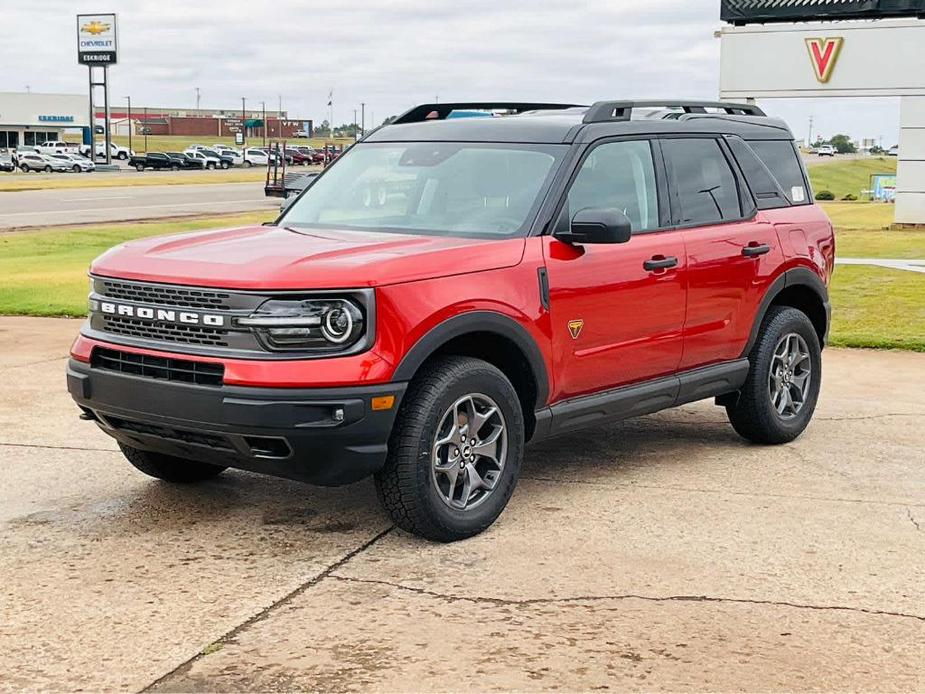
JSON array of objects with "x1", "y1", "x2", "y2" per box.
[
  {"x1": 583, "y1": 100, "x2": 765, "y2": 123},
  {"x1": 392, "y1": 102, "x2": 584, "y2": 125}
]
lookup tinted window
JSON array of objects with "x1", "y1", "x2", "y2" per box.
[
  {"x1": 748, "y1": 140, "x2": 809, "y2": 204},
  {"x1": 562, "y1": 140, "x2": 659, "y2": 233},
  {"x1": 663, "y1": 138, "x2": 741, "y2": 225},
  {"x1": 726, "y1": 137, "x2": 787, "y2": 209}
]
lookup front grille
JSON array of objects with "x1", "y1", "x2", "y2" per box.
[
  {"x1": 101, "y1": 280, "x2": 233, "y2": 310},
  {"x1": 104, "y1": 415, "x2": 233, "y2": 451},
  {"x1": 101, "y1": 315, "x2": 230, "y2": 347},
  {"x1": 91, "y1": 347, "x2": 225, "y2": 387}
]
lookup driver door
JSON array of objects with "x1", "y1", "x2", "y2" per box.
[{"x1": 542, "y1": 138, "x2": 687, "y2": 400}]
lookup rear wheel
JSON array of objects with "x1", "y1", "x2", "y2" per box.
[
  {"x1": 72, "y1": 165, "x2": 81, "y2": 173},
  {"x1": 171, "y1": 164, "x2": 180, "y2": 171},
  {"x1": 20, "y1": 164, "x2": 30, "y2": 172},
  {"x1": 207, "y1": 162, "x2": 216, "y2": 170},
  {"x1": 119, "y1": 443, "x2": 227, "y2": 483},
  {"x1": 44, "y1": 165, "x2": 52, "y2": 173},
  {"x1": 243, "y1": 160, "x2": 252, "y2": 168},
  {"x1": 135, "y1": 163, "x2": 145, "y2": 172},
  {"x1": 726, "y1": 306, "x2": 822, "y2": 444},
  {"x1": 118, "y1": 151, "x2": 128, "y2": 160},
  {"x1": 375, "y1": 356, "x2": 524, "y2": 542},
  {"x1": 220, "y1": 161, "x2": 229, "y2": 169}
]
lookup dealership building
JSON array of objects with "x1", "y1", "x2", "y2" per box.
[{"x1": 0, "y1": 92, "x2": 90, "y2": 149}]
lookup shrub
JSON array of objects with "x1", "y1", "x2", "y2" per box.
[
  {"x1": 815, "y1": 190, "x2": 835, "y2": 201},
  {"x1": 842, "y1": 193, "x2": 858, "y2": 201}
]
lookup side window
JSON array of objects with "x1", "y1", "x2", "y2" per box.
[
  {"x1": 747, "y1": 140, "x2": 809, "y2": 204},
  {"x1": 663, "y1": 138, "x2": 742, "y2": 225},
  {"x1": 560, "y1": 140, "x2": 659, "y2": 233}
]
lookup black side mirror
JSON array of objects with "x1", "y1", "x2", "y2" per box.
[{"x1": 555, "y1": 208, "x2": 633, "y2": 245}]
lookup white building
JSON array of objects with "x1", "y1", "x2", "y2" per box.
[{"x1": 0, "y1": 92, "x2": 90, "y2": 150}]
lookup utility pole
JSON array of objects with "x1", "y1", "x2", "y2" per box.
[
  {"x1": 124, "y1": 95, "x2": 132, "y2": 154},
  {"x1": 278, "y1": 94, "x2": 283, "y2": 118},
  {"x1": 143, "y1": 106, "x2": 148, "y2": 153},
  {"x1": 807, "y1": 115, "x2": 814, "y2": 147},
  {"x1": 261, "y1": 101, "x2": 267, "y2": 147},
  {"x1": 360, "y1": 102, "x2": 365, "y2": 137},
  {"x1": 241, "y1": 97, "x2": 246, "y2": 147},
  {"x1": 353, "y1": 108, "x2": 358, "y2": 141},
  {"x1": 195, "y1": 87, "x2": 201, "y2": 116}
]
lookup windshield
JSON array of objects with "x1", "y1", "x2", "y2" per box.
[{"x1": 280, "y1": 142, "x2": 565, "y2": 238}]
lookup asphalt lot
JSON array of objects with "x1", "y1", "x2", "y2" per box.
[
  {"x1": 1, "y1": 316, "x2": 922, "y2": 692},
  {"x1": 0, "y1": 181, "x2": 279, "y2": 229}
]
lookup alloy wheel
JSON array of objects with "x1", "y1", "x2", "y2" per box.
[
  {"x1": 431, "y1": 393, "x2": 507, "y2": 511},
  {"x1": 769, "y1": 332, "x2": 811, "y2": 419}
]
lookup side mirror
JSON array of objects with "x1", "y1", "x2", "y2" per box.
[{"x1": 555, "y1": 208, "x2": 633, "y2": 245}]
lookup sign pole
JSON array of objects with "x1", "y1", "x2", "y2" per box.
[
  {"x1": 87, "y1": 66, "x2": 95, "y2": 159},
  {"x1": 103, "y1": 66, "x2": 112, "y2": 165}
]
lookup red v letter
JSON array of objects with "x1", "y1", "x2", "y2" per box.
[{"x1": 805, "y1": 38, "x2": 844, "y2": 83}]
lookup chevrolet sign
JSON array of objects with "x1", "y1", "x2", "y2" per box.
[{"x1": 77, "y1": 13, "x2": 118, "y2": 65}]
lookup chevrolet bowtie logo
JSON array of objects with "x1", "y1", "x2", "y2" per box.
[{"x1": 81, "y1": 21, "x2": 111, "y2": 35}]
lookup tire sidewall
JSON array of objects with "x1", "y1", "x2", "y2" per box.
[
  {"x1": 407, "y1": 365, "x2": 524, "y2": 537},
  {"x1": 750, "y1": 308, "x2": 822, "y2": 440}
]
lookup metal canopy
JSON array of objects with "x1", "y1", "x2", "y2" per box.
[{"x1": 721, "y1": 0, "x2": 925, "y2": 25}]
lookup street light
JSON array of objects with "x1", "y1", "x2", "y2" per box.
[
  {"x1": 124, "y1": 96, "x2": 132, "y2": 154},
  {"x1": 261, "y1": 101, "x2": 266, "y2": 147},
  {"x1": 241, "y1": 97, "x2": 246, "y2": 147}
]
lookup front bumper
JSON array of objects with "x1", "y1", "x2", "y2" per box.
[{"x1": 67, "y1": 358, "x2": 406, "y2": 486}]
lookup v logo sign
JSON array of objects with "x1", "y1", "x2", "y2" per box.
[{"x1": 805, "y1": 37, "x2": 844, "y2": 84}]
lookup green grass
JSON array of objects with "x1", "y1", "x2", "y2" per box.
[
  {"x1": 0, "y1": 212, "x2": 273, "y2": 316},
  {"x1": 819, "y1": 201, "x2": 893, "y2": 230},
  {"x1": 808, "y1": 157, "x2": 896, "y2": 200},
  {"x1": 829, "y1": 265, "x2": 925, "y2": 351}
]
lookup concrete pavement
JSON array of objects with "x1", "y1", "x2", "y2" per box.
[
  {"x1": 837, "y1": 257, "x2": 925, "y2": 273},
  {"x1": 0, "y1": 182, "x2": 278, "y2": 230},
  {"x1": 0, "y1": 317, "x2": 922, "y2": 691}
]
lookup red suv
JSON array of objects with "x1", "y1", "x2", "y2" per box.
[{"x1": 67, "y1": 100, "x2": 834, "y2": 541}]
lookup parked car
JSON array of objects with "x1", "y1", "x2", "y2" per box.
[
  {"x1": 284, "y1": 148, "x2": 315, "y2": 166},
  {"x1": 218, "y1": 150, "x2": 244, "y2": 167},
  {"x1": 68, "y1": 99, "x2": 834, "y2": 542},
  {"x1": 242, "y1": 147, "x2": 271, "y2": 168},
  {"x1": 212, "y1": 145, "x2": 240, "y2": 155},
  {"x1": 79, "y1": 142, "x2": 134, "y2": 160},
  {"x1": 183, "y1": 149, "x2": 224, "y2": 170},
  {"x1": 0, "y1": 152, "x2": 14, "y2": 172},
  {"x1": 294, "y1": 129, "x2": 310, "y2": 138},
  {"x1": 17, "y1": 152, "x2": 71, "y2": 173},
  {"x1": 51, "y1": 153, "x2": 96, "y2": 173},
  {"x1": 887, "y1": 145, "x2": 899, "y2": 157},
  {"x1": 199, "y1": 149, "x2": 235, "y2": 169},
  {"x1": 815, "y1": 144, "x2": 836, "y2": 157},
  {"x1": 165, "y1": 152, "x2": 204, "y2": 170},
  {"x1": 130, "y1": 152, "x2": 183, "y2": 171},
  {"x1": 295, "y1": 146, "x2": 326, "y2": 164},
  {"x1": 34, "y1": 141, "x2": 81, "y2": 156}
]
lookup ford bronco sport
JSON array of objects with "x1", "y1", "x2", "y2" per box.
[{"x1": 67, "y1": 100, "x2": 834, "y2": 541}]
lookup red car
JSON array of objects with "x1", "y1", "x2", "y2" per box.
[{"x1": 67, "y1": 100, "x2": 833, "y2": 541}]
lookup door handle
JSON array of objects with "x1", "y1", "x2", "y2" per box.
[
  {"x1": 643, "y1": 255, "x2": 678, "y2": 272},
  {"x1": 742, "y1": 243, "x2": 771, "y2": 257}
]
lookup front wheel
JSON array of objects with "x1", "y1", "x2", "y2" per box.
[
  {"x1": 118, "y1": 151, "x2": 128, "y2": 160},
  {"x1": 135, "y1": 163, "x2": 145, "y2": 172},
  {"x1": 44, "y1": 165, "x2": 52, "y2": 173},
  {"x1": 375, "y1": 356, "x2": 524, "y2": 542},
  {"x1": 207, "y1": 162, "x2": 216, "y2": 170},
  {"x1": 243, "y1": 160, "x2": 252, "y2": 168},
  {"x1": 171, "y1": 164, "x2": 179, "y2": 171},
  {"x1": 20, "y1": 164, "x2": 30, "y2": 173},
  {"x1": 726, "y1": 306, "x2": 822, "y2": 444},
  {"x1": 220, "y1": 161, "x2": 229, "y2": 169},
  {"x1": 119, "y1": 443, "x2": 227, "y2": 483}
]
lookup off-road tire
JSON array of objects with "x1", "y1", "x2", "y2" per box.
[
  {"x1": 375, "y1": 356, "x2": 524, "y2": 542},
  {"x1": 119, "y1": 443, "x2": 227, "y2": 483},
  {"x1": 726, "y1": 306, "x2": 822, "y2": 444}
]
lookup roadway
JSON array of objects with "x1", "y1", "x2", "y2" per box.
[{"x1": 0, "y1": 181, "x2": 280, "y2": 230}]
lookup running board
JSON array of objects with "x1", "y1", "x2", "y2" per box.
[{"x1": 532, "y1": 359, "x2": 749, "y2": 440}]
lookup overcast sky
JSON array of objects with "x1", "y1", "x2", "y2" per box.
[{"x1": 2, "y1": 0, "x2": 901, "y2": 145}]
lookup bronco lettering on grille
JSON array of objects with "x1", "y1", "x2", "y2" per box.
[{"x1": 98, "y1": 301, "x2": 226, "y2": 327}]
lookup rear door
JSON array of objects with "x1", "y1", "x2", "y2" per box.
[
  {"x1": 661, "y1": 136, "x2": 783, "y2": 369},
  {"x1": 543, "y1": 138, "x2": 687, "y2": 400}
]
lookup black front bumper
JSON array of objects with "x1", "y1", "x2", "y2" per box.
[{"x1": 67, "y1": 359, "x2": 406, "y2": 486}]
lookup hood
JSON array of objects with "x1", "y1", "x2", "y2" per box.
[{"x1": 90, "y1": 225, "x2": 526, "y2": 289}]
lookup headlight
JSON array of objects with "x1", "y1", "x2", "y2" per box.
[{"x1": 236, "y1": 298, "x2": 365, "y2": 352}]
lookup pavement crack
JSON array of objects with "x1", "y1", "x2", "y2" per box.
[
  {"x1": 140, "y1": 525, "x2": 395, "y2": 693},
  {"x1": 519, "y1": 475, "x2": 924, "y2": 508},
  {"x1": 330, "y1": 575, "x2": 925, "y2": 622},
  {"x1": 908, "y1": 508, "x2": 923, "y2": 532}
]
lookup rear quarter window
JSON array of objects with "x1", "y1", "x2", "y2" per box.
[{"x1": 747, "y1": 140, "x2": 810, "y2": 205}]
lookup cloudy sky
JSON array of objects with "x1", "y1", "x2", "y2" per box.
[{"x1": 3, "y1": 0, "x2": 901, "y2": 145}]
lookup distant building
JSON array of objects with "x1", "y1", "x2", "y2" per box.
[
  {"x1": 0, "y1": 92, "x2": 90, "y2": 149},
  {"x1": 94, "y1": 106, "x2": 311, "y2": 140}
]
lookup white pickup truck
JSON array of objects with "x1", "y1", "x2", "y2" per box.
[
  {"x1": 34, "y1": 141, "x2": 81, "y2": 156},
  {"x1": 78, "y1": 142, "x2": 135, "y2": 160}
]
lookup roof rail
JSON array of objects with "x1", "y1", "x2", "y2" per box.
[
  {"x1": 391, "y1": 102, "x2": 584, "y2": 125},
  {"x1": 583, "y1": 100, "x2": 765, "y2": 123}
]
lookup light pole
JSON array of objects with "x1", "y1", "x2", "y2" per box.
[
  {"x1": 124, "y1": 96, "x2": 132, "y2": 154},
  {"x1": 261, "y1": 101, "x2": 267, "y2": 147},
  {"x1": 195, "y1": 87, "x2": 201, "y2": 116},
  {"x1": 143, "y1": 106, "x2": 148, "y2": 153},
  {"x1": 241, "y1": 97, "x2": 246, "y2": 147},
  {"x1": 353, "y1": 108, "x2": 358, "y2": 141},
  {"x1": 360, "y1": 102, "x2": 365, "y2": 138}
]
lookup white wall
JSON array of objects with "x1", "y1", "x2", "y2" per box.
[
  {"x1": 0, "y1": 92, "x2": 90, "y2": 128},
  {"x1": 895, "y1": 96, "x2": 925, "y2": 224}
]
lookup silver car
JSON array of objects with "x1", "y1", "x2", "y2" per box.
[
  {"x1": 52, "y1": 153, "x2": 96, "y2": 173},
  {"x1": 17, "y1": 152, "x2": 71, "y2": 173}
]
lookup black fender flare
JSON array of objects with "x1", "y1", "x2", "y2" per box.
[
  {"x1": 741, "y1": 267, "x2": 831, "y2": 357},
  {"x1": 392, "y1": 311, "x2": 550, "y2": 411}
]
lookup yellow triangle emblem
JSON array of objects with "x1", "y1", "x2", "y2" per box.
[{"x1": 568, "y1": 320, "x2": 584, "y2": 340}]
